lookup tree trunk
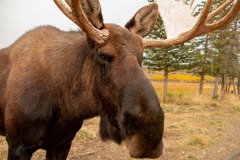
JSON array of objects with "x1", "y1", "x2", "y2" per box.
[
  {"x1": 221, "y1": 75, "x2": 227, "y2": 101},
  {"x1": 238, "y1": 78, "x2": 240, "y2": 96},
  {"x1": 163, "y1": 67, "x2": 168, "y2": 103},
  {"x1": 233, "y1": 78, "x2": 236, "y2": 94},
  {"x1": 227, "y1": 77, "x2": 232, "y2": 93},
  {"x1": 199, "y1": 72, "x2": 204, "y2": 95},
  {"x1": 221, "y1": 75, "x2": 225, "y2": 91},
  {"x1": 212, "y1": 77, "x2": 219, "y2": 99}
]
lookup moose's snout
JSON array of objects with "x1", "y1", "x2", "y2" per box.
[
  {"x1": 120, "y1": 65, "x2": 165, "y2": 159},
  {"x1": 125, "y1": 135, "x2": 164, "y2": 158}
]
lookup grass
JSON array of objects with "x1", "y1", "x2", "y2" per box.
[
  {"x1": 187, "y1": 154, "x2": 198, "y2": 159},
  {"x1": 152, "y1": 81, "x2": 214, "y2": 104},
  {"x1": 147, "y1": 71, "x2": 240, "y2": 105},
  {"x1": 235, "y1": 106, "x2": 240, "y2": 112},
  {"x1": 146, "y1": 71, "x2": 240, "y2": 159},
  {"x1": 187, "y1": 134, "x2": 212, "y2": 147},
  {"x1": 75, "y1": 130, "x2": 92, "y2": 140},
  {"x1": 151, "y1": 80, "x2": 240, "y2": 107},
  {"x1": 148, "y1": 71, "x2": 212, "y2": 83}
]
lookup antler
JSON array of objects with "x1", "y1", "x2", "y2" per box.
[
  {"x1": 54, "y1": 0, "x2": 109, "y2": 44},
  {"x1": 143, "y1": 0, "x2": 240, "y2": 48}
]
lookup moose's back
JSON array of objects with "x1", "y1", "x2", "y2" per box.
[{"x1": 0, "y1": 25, "x2": 92, "y2": 137}]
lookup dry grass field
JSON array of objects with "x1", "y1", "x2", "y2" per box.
[
  {"x1": 152, "y1": 81, "x2": 240, "y2": 160},
  {"x1": 0, "y1": 72, "x2": 240, "y2": 160}
]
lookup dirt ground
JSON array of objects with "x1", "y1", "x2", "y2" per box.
[{"x1": 0, "y1": 100, "x2": 240, "y2": 160}]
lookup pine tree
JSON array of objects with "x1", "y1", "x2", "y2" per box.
[
  {"x1": 143, "y1": 16, "x2": 195, "y2": 102},
  {"x1": 208, "y1": 0, "x2": 240, "y2": 99}
]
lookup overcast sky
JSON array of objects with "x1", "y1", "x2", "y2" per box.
[
  {"x1": 0, "y1": 0, "x2": 149, "y2": 48},
  {"x1": 0, "y1": 0, "x2": 204, "y2": 48}
]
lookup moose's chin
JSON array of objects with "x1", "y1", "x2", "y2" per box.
[{"x1": 125, "y1": 135, "x2": 164, "y2": 159}]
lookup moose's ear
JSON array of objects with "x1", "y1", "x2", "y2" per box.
[
  {"x1": 80, "y1": 0, "x2": 104, "y2": 29},
  {"x1": 125, "y1": 3, "x2": 158, "y2": 37}
]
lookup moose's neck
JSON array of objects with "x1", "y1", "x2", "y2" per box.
[{"x1": 37, "y1": 27, "x2": 100, "y2": 120}]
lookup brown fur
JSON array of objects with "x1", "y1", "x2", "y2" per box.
[{"x1": 0, "y1": 3, "x2": 164, "y2": 160}]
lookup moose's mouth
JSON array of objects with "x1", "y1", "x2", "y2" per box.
[{"x1": 125, "y1": 134, "x2": 164, "y2": 159}]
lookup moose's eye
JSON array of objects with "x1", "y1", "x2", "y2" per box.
[{"x1": 99, "y1": 52, "x2": 113, "y2": 62}]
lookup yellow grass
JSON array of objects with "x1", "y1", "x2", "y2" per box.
[
  {"x1": 151, "y1": 80, "x2": 240, "y2": 108},
  {"x1": 151, "y1": 81, "x2": 214, "y2": 104},
  {"x1": 148, "y1": 72, "x2": 212, "y2": 83},
  {"x1": 147, "y1": 71, "x2": 240, "y2": 117},
  {"x1": 186, "y1": 134, "x2": 212, "y2": 147},
  {"x1": 145, "y1": 71, "x2": 239, "y2": 105},
  {"x1": 146, "y1": 71, "x2": 240, "y2": 159}
]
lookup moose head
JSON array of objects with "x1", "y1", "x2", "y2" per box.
[
  {"x1": 53, "y1": 0, "x2": 164, "y2": 158},
  {"x1": 0, "y1": 0, "x2": 239, "y2": 159}
]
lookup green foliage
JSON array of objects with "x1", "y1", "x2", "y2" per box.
[
  {"x1": 144, "y1": 0, "x2": 240, "y2": 99},
  {"x1": 186, "y1": 0, "x2": 240, "y2": 78},
  {"x1": 205, "y1": 0, "x2": 240, "y2": 77},
  {"x1": 235, "y1": 106, "x2": 240, "y2": 112},
  {"x1": 187, "y1": 154, "x2": 198, "y2": 160},
  {"x1": 143, "y1": 17, "x2": 195, "y2": 73},
  {"x1": 147, "y1": 0, "x2": 154, "y2": 3}
]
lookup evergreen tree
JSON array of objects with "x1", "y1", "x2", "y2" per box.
[
  {"x1": 144, "y1": 0, "x2": 240, "y2": 101},
  {"x1": 189, "y1": 0, "x2": 240, "y2": 98},
  {"x1": 207, "y1": 0, "x2": 240, "y2": 99},
  {"x1": 143, "y1": 16, "x2": 195, "y2": 102}
]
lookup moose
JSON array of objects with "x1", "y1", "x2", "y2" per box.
[{"x1": 0, "y1": 0, "x2": 239, "y2": 159}]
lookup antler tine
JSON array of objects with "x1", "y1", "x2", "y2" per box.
[
  {"x1": 143, "y1": 0, "x2": 240, "y2": 48},
  {"x1": 207, "y1": 0, "x2": 234, "y2": 22},
  {"x1": 54, "y1": 0, "x2": 109, "y2": 44},
  {"x1": 65, "y1": 0, "x2": 72, "y2": 7},
  {"x1": 189, "y1": 0, "x2": 195, "y2": 9},
  {"x1": 206, "y1": 0, "x2": 240, "y2": 31},
  {"x1": 70, "y1": 0, "x2": 109, "y2": 44},
  {"x1": 143, "y1": 0, "x2": 212, "y2": 48},
  {"x1": 191, "y1": 4, "x2": 198, "y2": 16},
  {"x1": 181, "y1": 0, "x2": 213, "y2": 37},
  {"x1": 53, "y1": 0, "x2": 80, "y2": 26},
  {"x1": 65, "y1": 0, "x2": 72, "y2": 8}
]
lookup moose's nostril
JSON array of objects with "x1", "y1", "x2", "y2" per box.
[{"x1": 125, "y1": 135, "x2": 163, "y2": 159}]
